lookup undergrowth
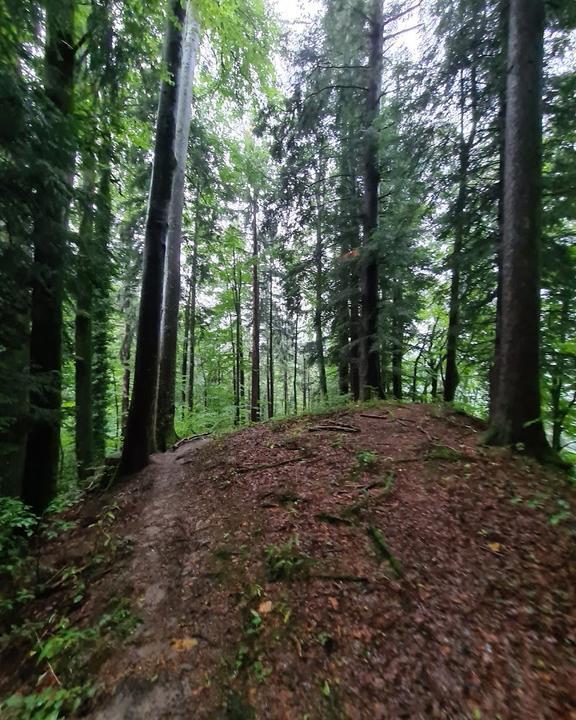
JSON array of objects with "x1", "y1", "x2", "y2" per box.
[{"x1": 0, "y1": 495, "x2": 138, "y2": 719}]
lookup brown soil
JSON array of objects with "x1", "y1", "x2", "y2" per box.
[{"x1": 2, "y1": 403, "x2": 576, "y2": 719}]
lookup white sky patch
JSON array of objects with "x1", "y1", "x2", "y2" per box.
[{"x1": 272, "y1": 0, "x2": 321, "y2": 23}]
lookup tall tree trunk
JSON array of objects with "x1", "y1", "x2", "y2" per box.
[
  {"x1": 181, "y1": 277, "x2": 191, "y2": 415},
  {"x1": 350, "y1": 291, "x2": 360, "y2": 401},
  {"x1": 233, "y1": 253, "x2": 242, "y2": 425},
  {"x1": 91, "y1": 4, "x2": 115, "y2": 461},
  {"x1": 23, "y1": 0, "x2": 76, "y2": 512},
  {"x1": 487, "y1": 0, "x2": 549, "y2": 455},
  {"x1": 267, "y1": 267, "x2": 274, "y2": 418},
  {"x1": 120, "y1": 0, "x2": 186, "y2": 475},
  {"x1": 314, "y1": 172, "x2": 328, "y2": 400},
  {"x1": 391, "y1": 283, "x2": 403, "y2": 401},
  {"x1": 0, "y1": 242, "x2": 30, "y2": 498},
  {"x1": 293, "y1": 313, "x2": 299, "y2": 413},
  {"x1": 250, "y1": 194, "x2": 261, "y2": 422},
  {"x1": 92, "y1": 127, "x2": 113, "y2": 460},
  {"x1": 120, "y1": 316, "x2": 134, "y2": 435},
  {"x1": 75, "y1": 164, "x2": 96, "y2": 481},
  {"x1": 550, "y1": 286, "x2": 571, "y2": 452},
  {"x1": 283, "y1": 360, "x2": 288, "y2": 415},
  {"x1": 444, "y1": 67, "x2": 478, "y2": 402},
  {"x1": 489, "y1": 2, "x2": 509, "y2": 416},
  {"x1": 187, "y1": 211, "x2": 199, "y2": 413},
  {"x1": 156, "y1": 5, "x2": 200, "y2": 450},
  {"x1": 359, "y1": 0, "x2": 384, "y2": 401}
]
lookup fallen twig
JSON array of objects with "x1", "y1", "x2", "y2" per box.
[
  {"x1": 171, "y1": 433, "x2": 211, "y2": 451},
  {"x1": 235, "y1": 455, "x2": 314, "y2": 474},
  {"x1": 414, "y1": 424, "x2": 436, "y2": 442},
  {"x1": 308, "y1": 424, "x2": 360, "y2": 433},
  {"x1": 341, "y1": 476, "x2": 395, "y2": 517},
  {"x1": 367, "y1": 526, "x2": 403, "y2": 578}
]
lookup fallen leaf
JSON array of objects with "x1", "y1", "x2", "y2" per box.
[
  {"x1": 488, "y1": 542, "x2": 502, "y2": 553},
  {"x1": 171, "y1": 637, "x2": 198, "y2": 651},
  {"x1": 258, "y1": 600, "x2": 273, "y2": 614}
]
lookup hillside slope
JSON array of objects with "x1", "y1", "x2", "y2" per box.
[{"x1": 2, "y1": 404, "x2": 576, "y2": 719}]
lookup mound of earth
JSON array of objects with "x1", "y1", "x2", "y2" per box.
[{"x1": 2, "y1": 404, "x2": 576, "y2": 719}]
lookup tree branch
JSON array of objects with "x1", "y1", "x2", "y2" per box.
[{"x1": 304, "y1": 84, "x2": 368, "y2": 102}]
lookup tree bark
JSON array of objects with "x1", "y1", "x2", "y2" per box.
[
  {"x1": 0, "y1": 242, "x2": 30, "y2": 498},
  {"x1": 156, "y1": 4, "x2": 200, "y2": 451},
  {"x1": 314, "y1": 166, "x2": 328, "y2": 400},
  {"x1": 349, "y1": 284, "x2": 361, "y2": 401},
  {"x1": 487, "y1": 0, "x2": 550, "y2": 456},
  {"x1": 391, "y1": 283, "x2": 403, "y2": 401},
  {"x1": 359, "y1": 0, "x2": 384, "y2": 400},
  {"x1": 444, "y1": 67, "x2": 478, "y2": 403},
  {"x1": 293, "y1": 312, "x2": 299, "y2": 413},
  {"x1": 92, "y1": 14, "x2": 116, "y2": 463},
  {"x1": 23, "y1": 0, "x2": 76, "y2": 512},
  {"x1": 181, "y1": 276, "x2": 191, "y2": 415},
  {"x1": 75, "y1": 163, "x2": 96, "y2": 481},
  {"x1": 250, "y1": 194, "x2": 261, "y2": 422},
  {"x1": 187, "y1": 205, "x2": 199, "y2": 413},
  {"x1": 120, "y1": 0, "x2": 186, "y2": 475},
  {"x1": 267, "y1": 267, "x2": 274, "y2": 418},
  {"x1": 232, "y1": 251, "x2": 243, "y2": 425}
]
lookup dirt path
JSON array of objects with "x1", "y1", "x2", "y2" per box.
[
  {"x1": 2, "y1": 406, "x2": 576, "y2": 719},
  {"x1": 89, "y1": 438, "x2": 220, "y2": 719}
]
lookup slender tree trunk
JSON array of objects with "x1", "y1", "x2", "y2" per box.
[
  {"x1": 444, "y1": 68, "x2": 478, "y2": 402},
  {"x1": 391, "y1": 283, "x2": 403, "y2": 401},
  {"x1": 359, "y1": 0, "x2": 384, "y2": 401},
  {"x1": 156, "y1": 5, "x2": 200, "y2": 450},
  {"x1": 550, "y1": 287, "x2": 570, "y2": 452},
  {"x1": 489, "y1": 2, "x2": 509, "y2": 415},
  {"x1": 350, "y1": 291, "x2": 360, "y2": 401},
  {"x1": 75, "y1": 164, "x2": 96, "y2": 481},
  {"x1": 283, "y1": 361, "x2": 288, "y2": 415},
  {"x1": 0, "y1": 243, "x2": 30, "y2": 497},
  {"x1": 92, "y1": 123, "x2": 114, "y2": 461},
  {"x1": 92, "y1": 8, "x2": 115, "y2": 462},
  {"x1": 267, "y1": 267, "x2": 274, "y2": 418},
  {"x1": 314, "y1": 189, "x2": 328, "y2": 401},
  {"x1": 293, "y1": 313, "x2": 299, "y2": 413},
  {"x1": 181, "y1": 278, "x2": 191, "y2": 415},
  {"x1": 187, "y1": 215, "x2": 199, "y2": 413},
  {"x1": 233, "y1": 255, "x2": 242, "y2": 425},
  {"x1": 120, "y1": 0, "x2": 186, "y2": 475},
  {"x1": 250, "y1": 194, "x2": 261, "y2": 422},
  {"x1": 23, "y1": 0, "x2": 75, "y2": 512},
  {"x1": 120, "y1": 316, "x2": 133, "y2": 435},
  {"x1": 487, "y1": 0, "x2": 550, "y2": 456}
]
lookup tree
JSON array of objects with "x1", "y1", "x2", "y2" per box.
[
  {"x1": 486, "y1": 0, "x2": 550, "y2": 455},
  {"x1": 120, "y1": 0, "x2": 187, "y2": 475},
  {"x1": 22, "y1": 0, "x2": 77, "y2": 512},
  {"x1": 250, "y1": 191, "x2": 261, "y2": 422},
  {"x1": 156, "y1": 5, "x2": 200, "y2": 451},
  {"x1": 359, "y1": 0, "x2": 385, "y2": 400}
]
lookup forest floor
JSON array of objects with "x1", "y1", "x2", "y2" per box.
[{"x1": 2, "y1": 402, "x2": 576, "y2": 719}]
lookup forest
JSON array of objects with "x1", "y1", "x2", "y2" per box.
[{"x1": 1, "y1": 0, "x2": 576, "y2": 718}]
